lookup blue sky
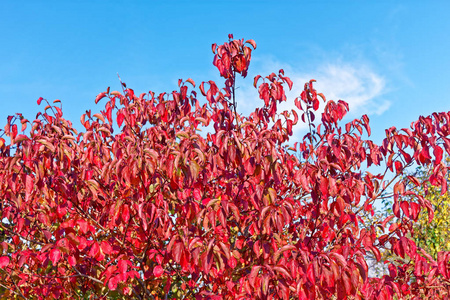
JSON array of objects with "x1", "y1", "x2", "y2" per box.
[{"x1": 1, "y1": 1, "x2": 450, "y2": 145}]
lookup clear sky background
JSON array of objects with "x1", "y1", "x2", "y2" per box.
[{"x1": 1, "y1": 1, "x2": 450, "y2": 145}]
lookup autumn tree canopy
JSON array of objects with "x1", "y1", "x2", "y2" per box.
[
  {"x1": 1, "y1": 35, "x2": 450, "y2": 299},
  {"x1": 400, "y1": 159, "x2": 450, "y2": 260}
]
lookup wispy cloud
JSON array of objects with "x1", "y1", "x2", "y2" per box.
[
  {"x1": 238, "y1": 56, "x2": 389, "y2": 115},
  {"x1": 235, "y1": 56, "x2": 390, "y2": 140},
  {"x1": 311, "y1": 63, "x2": 390, "y2": 116}
]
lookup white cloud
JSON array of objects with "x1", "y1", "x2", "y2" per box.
[
  {"x1": 311, "y1": 63, "x2": 390, "y2": 116},
  {"x1": 235, "y1": 57, "x2": 390, "y2": 140}
]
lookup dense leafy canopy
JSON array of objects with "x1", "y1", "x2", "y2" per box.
[
  {"x1": 1, "y1": 35, "x2": 450, "y2": 299},
  {"x1": 408, "y1": 159, "x2": 450, "y2": 259}
]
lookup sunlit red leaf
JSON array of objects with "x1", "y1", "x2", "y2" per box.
[
  {"x1": 0, "y1": 256, "x2": 9, "y2": 268},
  {"x1": 245, "y1": 39, "x2": 257, "y2": 49},
  {"x1": 108, "y1": 276, "x2": 119, "y2": 290},
  {"x1": 11, "y1": 124, "x2": 17, "y2": 139},
  {"x1": 249, "y1": 265, "x2": 261, "y2": 287},
  {"x1": 95, "y1": 92, "x2": 107, "y2": 104},
  {"x1": 49, "y1": 249, "x2": 61, "y2": 266},
  {"x1": 434, "y1": 145, "x2": 443, "y2": 164},
  {"x1": 122, "y1": 204, "x2": 130, "y2": 223},
  {"x1": 186, "y1": 78, "x2": 196, "y2": 87},
  {"x1": 117, "y1": 112, "x2": 125, "y2": 127},
  {"x1": 68, "y1": 256, "x2": 76, "y2": 267},
  {"x1": 118, "y1": 260, "x2": 128, "y2": 274},
  {"x1": 89, "y1": 242, "x2": 100, "y2": 258},
  {"x1": 307, "y1": 264, "x2": 315, "y2": 284},
  {"x1": 273, "y1": 265, "x2": 292, "y2": 280},
  {"x1": 14, "y1": 134, "x2": 28, "y2": 144},
  {"x1": 153, "y1": 265, "x2": 164, "y2": 277},
  {"x1": 101, "y1": 241, "x2": 113, "y2": 255}
]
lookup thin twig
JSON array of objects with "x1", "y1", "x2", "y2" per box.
[{"x1": 72, "y1": 266, "x2": 104, "y2": 285}]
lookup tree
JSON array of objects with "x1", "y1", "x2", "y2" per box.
[
  {"x1": 405, "y1": 158, "x2": 450, "y2": 259},
  {"x1": 1, "y1": 34, "x2": 450, "y2": 299},
  {"x1": 413, "y1": 174, "x2": 450, "y2": 259},
  {"x1": 371, "y1": 158, "x2": 450, "y2": 277}
]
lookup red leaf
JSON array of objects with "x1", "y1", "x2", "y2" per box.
[
  {"x1": 14, "y1": 134, "x2": 28, "y2": 144},
  {"x1": 410, "y1": 202, "x2": 420, "y2": 220},
  {"x1": 253, "y1": 75, "x2": 262, "y2": 88},
  {"x1": 236, "y1": 237, "x2": 244, "y2": 250},
  {"x1": 108, "y1": 275, "x2": 119, "y2": 290},
  {"x1": 25, "y1": 174, "x2": 33, "y2": 195},
  {"x1": 77, "y1": 219, "x2": 89, "y2": 234},
  {"x1": 273, "y1": 265, "x2": 292, "y2": 279},
  {"x1": 295, "y1": 98, "x2": 302, "y2": 111},
  {"x1": 307, "y1": 264, "x2": 315, "y2": 284},
  {"x1": 371, "y1": 246, "x2": 381, "y2": 261},
  {"x1": 381, "y1": 215, "x2": 395, "y2": 229},
  {"x1": 37, "y1": 97, "x2": 43, "y2": 105},
  {"x1": 101, "y1": 241, "x2": 113, "y2": 255},
  {"x1": 234, "y1": 55, "x2": 246, "y2": 72},
  {"x1": 318, "y1": 92, "x2": 326, "y2": 102},
  {"x1": 253, "y1": 240, "x2": 261, "y2": 258},
  {"x1": 153, "y1": 265, "x2": 164, "y2": 277},
  {"x1": 68, "y1": 256, "x2": 76, "y2": 267},
  {"x1": 93, "y1": 113, "x2": 105, "y2": 123},
  {"x1": 118, "y1": 260, "x2": 128, "y2": 274},
  {"x1": 434, "y1": 146, "x2": 443, "y2": 164},
  {"x1": 245, "y1": 39, "x2": 257, "y2": 49},
  {"x1": 394, "y1": 161, "x2": 403, "y2": 174},
  {"x1": 228, "y1": 256, "x2": 237, "y2": 268},
  {"x1": 320, "y1": 176, "x2": 329, "y2": 199},
  {"x1": 441, "y1": 178, "x2": 448, "y2": 195},
  {"x1": 342, "y1": 272, "x2": 352, "y2": 295},
  {"x1": 283, "y1": 76, "x2": 293, "y2": 90},
  {"x1": 193, "y1": 188, "x2": 202, "y2": 201},
  {"x1": 89, "y1": 242, "x2": 100, "y2": 258},
  {"x1": 201, "y1": 250, "x2": 213, "y2": 275},
  {"x1": 249, "y1": 265, "x2": 261, "y2": 287},
  {"x1": 95, "y1": 92, "x2": 107, "y2": 104},
  {"x1": 11, "y1": 124, "x2": 17, "y2": 139},
  {"x1": 0, "y1": 256, "x2": 9, "y2": 268},
  {"x1": 186, "y1": 78, "x2": 195, "y2": 87},
  {"x1": 173, "y1": 242, "x2": 184, "y2": 263},
  {"x1": 122, "y1": 204, "x2": 130, "y2": 223},
  {"x1": 117, "y1": 112, "x2": 125, "y2": 127},
  {"x1": 330, "y1": 252, "x2": 347, "y2": 268},
  {"x1": 50, "y1": 249, "x2": 61, "y2": 265},
  {"x1": 400, "y1": 201, "x2": 410, "y2": 218},
  {"x1": 274, "y1": 245, "x2": 296, "y2": 262},
  {"x1": 393, "y1": 200, "x2": 400, "y2": 218},
  {"x1": 199, "y1": 82, "x2": 207, "y2": 96},
  {"x1": 313, "y1": 99, "x2": 319, "y2": 111}
]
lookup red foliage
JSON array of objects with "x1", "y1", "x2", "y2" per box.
[{"x1": 1, "y1": 36, "x2": 450, "y2": 299}]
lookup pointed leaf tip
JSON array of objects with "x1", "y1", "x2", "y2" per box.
[
  {"x1": 246, "y1": 39, "x2": 257, "y2": 49},
  {"x1": 49, "y1": 249, "x2": 61, "y2": 265},
  {"x1": 186, "y1": 78, "x2": 196, "y2": 87},
  {"x1": 153, "y1": 265, "x2": 164, "y2": 277},
  {"x1": 0, "y1": 256, "x2": 9, "y2": 268},
  {"x1": 95, "y1": 92, "x2": 107, "y2": 104}
]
